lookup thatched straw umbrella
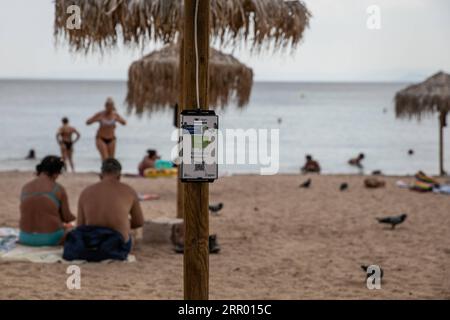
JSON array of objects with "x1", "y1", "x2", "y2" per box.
[
  {"x1": 127, "y1": 44, "x2": 253, "y2": 114},
  {"x1": 54, "y1": 0, "x2": 311, "y2": 52},
  {"x1": 395, "y1": 71, "x2": 450, "y2": 175},
  {"x1": 54, "y1": 0, "x2": 311, "y2": 219}
]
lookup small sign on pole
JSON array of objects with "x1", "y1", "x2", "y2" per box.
[{"x1": 180, "y1": 109, "x2": 218, "y2": 182}]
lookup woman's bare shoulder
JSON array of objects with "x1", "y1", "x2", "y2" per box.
[{"x1": 21, "y1": 179, "x2": 36, "y2": 192}]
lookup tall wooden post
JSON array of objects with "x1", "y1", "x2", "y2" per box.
[
  {"x1": 183, "y1": 0, "x2": 210, "y2": 300},
  {"x1": 177, "y1": 38, "x2": 185, "y2": 219},
  {"x1": 439, "y1": 111, "x2": 447, "y2": 176}
]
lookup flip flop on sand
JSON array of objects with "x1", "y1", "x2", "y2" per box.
[{"x1": 173, "y1": 235, "x2": 221, "y2": 254}]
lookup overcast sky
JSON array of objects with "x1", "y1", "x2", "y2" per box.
[{"x1": 0, "y1": 0, "x2": 449, "y2": 82}]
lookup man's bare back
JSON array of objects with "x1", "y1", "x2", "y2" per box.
[{"x1": 77, "y1": 179, "x2": 144, "y2": 241}]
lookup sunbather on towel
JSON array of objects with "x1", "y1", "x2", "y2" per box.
[
  {"x1": 19, "y1": 156, "x2": 75, "y2": 246},
  {"x1": 414, "y1": 171, "x2": 440, "y2": 187},
  {"x1": 72, "y1": 158, "x2": 144, "y2": 260}
]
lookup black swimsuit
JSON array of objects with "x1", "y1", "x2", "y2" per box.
[
  {"x1": 63, "y1": 141, "x2": 73, "y2": 151},
  {"x1": 98, "y1": 137, "x2": 116, "y2": 145}
]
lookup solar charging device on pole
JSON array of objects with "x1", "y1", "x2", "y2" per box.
[{"x1": 180, "y1": 110, "x2": 219, "y2": 182}]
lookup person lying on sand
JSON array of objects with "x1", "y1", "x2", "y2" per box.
[
  {"x1": 138, "y1": 149, "x2": 160, "y2": 176},
  {"x1": 19, "y1": 156, "x2": 75, "y2": 246},
  {"x1": 301, "y1": 155, "x2": 321, "y2": 173},
  {"x1": 66, "y1": 158, "x2": 144, "y2": 261},
  {"x1": 348, "y1": 153, "x2": 365, "y2": 168},
  {"x1": 414, "y1": 171, "x2": 440, "y2": 187}
]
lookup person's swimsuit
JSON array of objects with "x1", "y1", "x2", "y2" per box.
[
  {"x1": 62, "y1": 141, "x2": 73, "y2": 151},
  {"x1": 97, "y1": 118, "x2": 117, "y2": 145},
  {"x1": 19, "y1": 184, "x2": 64, "y2": 246},
  {"x1": 100, "y1": 137, "x2": 116, "y2": 145},
  {"x1": 60, "y1": 127, "x2": 74, "y2": 151}
]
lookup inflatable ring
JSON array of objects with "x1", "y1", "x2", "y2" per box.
[{"x1": 144, "y1": 168, "x2": 178, "y2": 178}]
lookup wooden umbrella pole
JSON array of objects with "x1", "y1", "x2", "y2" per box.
[
  {"x1": 183, "y1": 0, "x2": 210, "y2": 300},
  {"x1": 177, "y1": 38, "x2": 185, "y2": 219},
  {"x1": 439, "y1": 111, "x2": 447, "y2": 176}
]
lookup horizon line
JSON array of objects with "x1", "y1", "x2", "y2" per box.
[{"x1": 0, "y1": 77, "x2": 411, "y2": 84}]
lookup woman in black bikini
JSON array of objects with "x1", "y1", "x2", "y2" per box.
[
  {"x1": 56, "y1": 117, "x2": 80, "y2": 172},
  {"x1": 86, "y1": 98, "x2": 127, "y2": 161}
]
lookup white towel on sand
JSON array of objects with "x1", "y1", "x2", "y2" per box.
[{"x1": 0, "y1": 228, "x2": 136, "y2": 264}]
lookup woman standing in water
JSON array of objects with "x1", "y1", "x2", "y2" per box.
[
  {"x1": 86, "y1": 98, "x2": 127, "y2": 161},
  {"x1": 56, "y1": 117, "x2": 80, "y2": 172}
]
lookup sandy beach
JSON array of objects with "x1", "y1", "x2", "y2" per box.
[{"x1": 0, "y1": 171, "x2": 449, "y2": 299}]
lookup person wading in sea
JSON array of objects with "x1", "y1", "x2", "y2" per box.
[
  {"x1": 56, "y1": 117, "x2": 80, "y2": 172},
  {"x1": 86, "y1": 97, "x2": 127, "y2": 161}
]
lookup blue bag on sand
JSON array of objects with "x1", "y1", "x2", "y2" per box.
[{"x1": 63, "y1": 226, "x2": 131, "y2": 262}]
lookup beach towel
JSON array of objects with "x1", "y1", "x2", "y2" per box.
[
  {"x1": 0, "y1": 227, "x2": 19, "y2": 253},
  {"x1": 0, "y1": 227, "x2": 135, "y2": 264},
  {"x1": 396, "y1": 180, "x2": 410, "y2": 189},
  {"x1": 63, "y1": 226, "x2": 132, "y2": 262},
  {"x1": 433, "y1": 185, "x2": 450, "y2": 195}
]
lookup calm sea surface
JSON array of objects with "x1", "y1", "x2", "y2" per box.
[{"x1": 0, "y1": 80, "x2": 447, "y2": 175}]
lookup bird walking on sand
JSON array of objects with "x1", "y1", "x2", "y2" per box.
[
  {"x1": 299, "y1": 178, "x2": 312, "y2": 188},
  {"x1": 361, "y1": 265, "x2": 384, "y2": 279},
  {"x1": 340, "y1": 182, "x2": 348, "y2": 191},
  {"x1": 209, "y1": 203, "x2": 224, "y2": 216},
  {"x1": 376, "y1": 213, "x2": 407, "y2": 229}
]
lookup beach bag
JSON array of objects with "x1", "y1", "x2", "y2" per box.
[
  {"x1": 63, "y1": 226, "x2": 131, "y2": 262},
  {"x1": 364, "y1": 178, "x2": 385, "y2": 189}
]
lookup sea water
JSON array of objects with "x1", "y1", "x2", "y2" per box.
[{"x1": 0, "y1": 79, "x2": 447, "y2": 175}]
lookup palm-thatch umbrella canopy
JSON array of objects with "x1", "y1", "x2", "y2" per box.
[
  {"x1": 127, "y1": 44, "x2": 253, "y2": 114},
  {"x1": 54, "y1": 0, "x2": 311, "y2": 220},
  {"x1": 54, "y1": 0, "x2": 311, "y2": 52},
  {"x1": 395, "y1": 71, "x2": 450, "y2": 175}
]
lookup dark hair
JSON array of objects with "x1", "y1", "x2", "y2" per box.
[
  {"x1": 36, "y1": 156, "x2": 64, "y2": 176},
  {"x1": 147, "y1": 149, "x2": 157, "y2": 158},
  {"x1": 62, "y1": 117, "x2": 69, "y2": 124},
  {"x1": 101, "y1": 158, "x2": 122, "y2": 175},
  {"x1": 359, "y1": 153, "x2": 365, "y2": 159},
  {"x1": 306, "y1": 154, "x2": 312, "y2": 161}
]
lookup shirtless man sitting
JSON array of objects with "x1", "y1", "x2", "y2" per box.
[
  {"x1": 78, "y1": 158, "x2": 143, "y2": 242},
  {"x1": 64, "y1": 159, "x2": 144, "y2": 261}
]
